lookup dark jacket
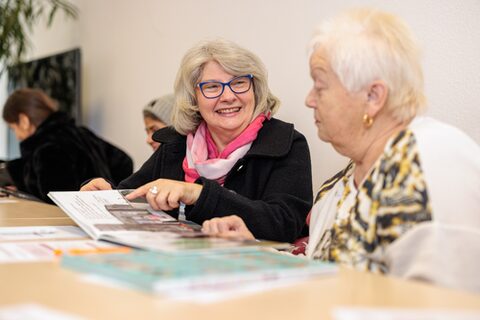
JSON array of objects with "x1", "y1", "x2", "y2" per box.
[
  {"x1": 119, "y1": 118, "x2": 312, "y2": 242},
  {"x1": 7, "y1": 112, "x2": 133, "y2": 203}
]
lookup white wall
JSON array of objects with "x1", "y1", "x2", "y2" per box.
[{"x1": 18, "y1": 0, "x2": 480, "y2": 191}]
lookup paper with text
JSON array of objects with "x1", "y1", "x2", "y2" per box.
[{"x1": 0, "y1": 226, "x2": 87, "y2": 241}]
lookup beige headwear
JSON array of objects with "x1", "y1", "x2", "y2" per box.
[{"x1": 142, "y1": 94, "x2": 174, "y2": 126}]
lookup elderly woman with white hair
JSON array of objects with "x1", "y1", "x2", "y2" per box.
[
  {"x1": 82, "y1": 39, "x2": 313, "y2": 243},
  {"x1": 202, "y1": 8, "x2": 480, "y2": 291}
]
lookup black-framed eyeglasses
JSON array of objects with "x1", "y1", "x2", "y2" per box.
[{"x1": 197, "y1": 74, "x2": 254, "y2": 99}]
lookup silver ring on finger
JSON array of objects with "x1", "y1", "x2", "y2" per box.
[{"x1": 149, "y1": 185, "x2": 159, "y2": 195}]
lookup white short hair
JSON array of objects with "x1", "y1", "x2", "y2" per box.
[{"x1": 309, "y1": 8, "x2": 426, "y2": 122}]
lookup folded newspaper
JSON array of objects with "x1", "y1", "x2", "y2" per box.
[{"x1": 48, "y1": 190, "x2": 289, "y2": 252}]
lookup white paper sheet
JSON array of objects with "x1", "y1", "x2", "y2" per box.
[
  {"x1": 0, "y1": 303, "x2": 83, "y2": 320},
  {"x1": 0, "y1": 240, "x2": 122, "y2": 263},
  {"x1": 333, "y1": 307, "x2": 480, "y2": 320},
  {"x1": 0, "y1": 226, "x2": 87, "y2": 241},
  {"x1": 0, "y1": 199, "x2": 18, "y2": 204}
]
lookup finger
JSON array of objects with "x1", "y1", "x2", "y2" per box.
[
  {"x1": 167, "y1": 190, "x2": 181, "y2": 209},
  {"x1": 125, "y1": 184, "x2": 151, "y2": 200},
  {"x1": 206, "y1": 218, "x2": 220, "y2": 235},
  {"x1": 201, "y1": 220, "x2": 212, "y2": 234},
  {"x1": 217, "y1": 215, "x2": 243, "y2": 232},
  {"x1": 80, "y1": 178, "x2": 111, "y2": 191},
  {"x1": 97, "y1": 179, "x2": 113, "y2": 190},
  {"x1": 154, "y1": 189, "x2": 178, "y2": 211},
  {"x1": 215, "y1": 216, "x2": 254, "y2": 240},
  {"x1": 217, "y1": 219, "x2": 233, "y2": 233},
  {"x1": 80, "y1": 184, "x2": 93, "y2": 191},
  {"x1": 145, "y1": 189, "x2": 161, "y2": 211}
]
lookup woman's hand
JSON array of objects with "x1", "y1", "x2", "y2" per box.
[
  {"x1": 125, "y1": 179, "x2": 202, "y2": 211},
  {"x1": 202, "y1": 215, "x2": 255, "y2": 240},
  {"x1": 80, "y1": 178, "x2": 113, "y2": 191}
]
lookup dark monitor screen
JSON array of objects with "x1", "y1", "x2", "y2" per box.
[{"x1": 5, "y1": 48, "x2": 81, "y2": 159}]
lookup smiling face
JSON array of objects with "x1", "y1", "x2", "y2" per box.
[
  {"x1": 195, "y1": 60, "x2": 255, "y2": 147},
  {"x1": 305, "y1": 48, "x2": 367, "y2": 154}
]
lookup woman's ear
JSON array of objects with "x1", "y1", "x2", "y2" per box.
[
  {"x1": 365, "y1": 81, "x2": 388, "y2": 118},
  {"x1": 18, "y1": 113, "x2": 36, "y2": 136},
  {"x1": 18, "y1": 113, "x2": 31, "y2": 130}
]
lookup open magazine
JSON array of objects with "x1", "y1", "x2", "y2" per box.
[{"x1": 48, "y1": 190, "x2": 289, "y2": 252}]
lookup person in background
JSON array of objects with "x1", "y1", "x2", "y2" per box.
[
  {"x1": 2, "y1": 88, "x2": 133, "y2": 203},
  {"x1": 81, "y1": 39, "x2": 313, "y2": 243},
  {"x1": 202, "y1": 8, "x2": 480, "y2": 292},
  {"x1": 143, "y1": 94, "x2": 174, "y2": 151}
]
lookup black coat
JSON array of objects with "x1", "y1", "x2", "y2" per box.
[
  {"x1": 119, "y1": 118, "x2": 312, "y2": 242},
  {"x1": 7, "y1": 112, "x2": 133, "y2": 203}
]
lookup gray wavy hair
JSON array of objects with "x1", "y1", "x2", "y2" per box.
[{"x1": 172, "y1": 38, "x2": 280, "y2": 135}]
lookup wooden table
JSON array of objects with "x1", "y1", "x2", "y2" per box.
[
  {"x1": 0, "y1": 198, "x2": 74, "y2": 226},
  {"x1": 1, "y1": 199, "x2": 480, "y2": 319}
]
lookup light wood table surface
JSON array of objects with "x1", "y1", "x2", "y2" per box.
[
  {"x1": 1, "y1": 198, "x2": 479, "y2": 319},
  {"x1": 0, "y1": 198, "x2": 75, "y2": 226}
]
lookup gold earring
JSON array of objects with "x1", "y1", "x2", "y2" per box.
[{"x1": 363, "y1": 114, "x2": 374, "y2": 128}]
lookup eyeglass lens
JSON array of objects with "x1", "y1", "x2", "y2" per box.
[{"x1": 200, "y1": 76, "x2": 252, "y2": 98}]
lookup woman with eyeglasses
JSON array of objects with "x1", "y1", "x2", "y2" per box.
[{"x1": 81, "y1": 39, "x2": 313, "y2": 243}]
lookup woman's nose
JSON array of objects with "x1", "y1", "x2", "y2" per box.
[
  {"x1": 219, "y1": 85, "x2": 237, "y2": 101},
  {"x1": 305, "y1": 89, "x2": 316, "y2": 109},
  {"x1": 146, "y1": 134, "x2": 153, "y2": 145}
]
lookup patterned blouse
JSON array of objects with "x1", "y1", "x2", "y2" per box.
[{"x1": 307, "y1": 128, "x2": 433, "y2": 273}]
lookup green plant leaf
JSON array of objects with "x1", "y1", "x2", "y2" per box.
[{"x1": 0, "y1": 0, "x2": 78, "y2": 76}]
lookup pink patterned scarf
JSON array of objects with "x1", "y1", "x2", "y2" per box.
[{"x1": 183, "y1": 114, "x2": 267, "y2": 185}]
